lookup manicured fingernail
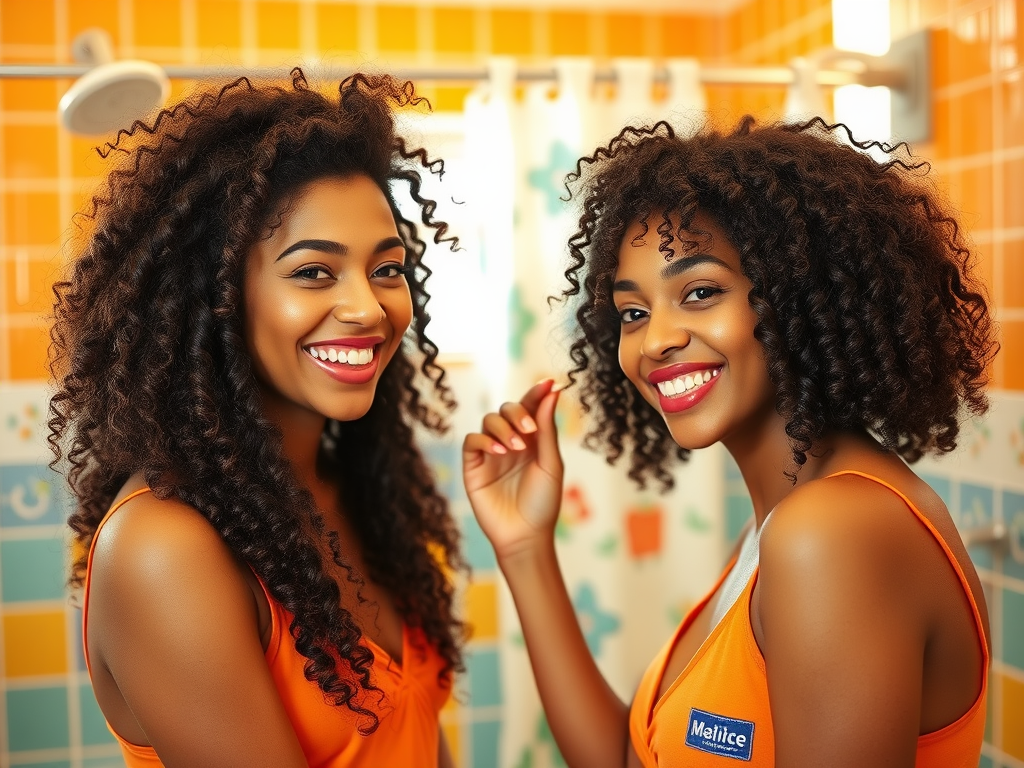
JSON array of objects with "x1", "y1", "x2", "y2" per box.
[
  {"x1": 551, "y1": 381, "x2": 569, "y2": 393},
  {"x1": 492, "y1": 443, "x2": 507, "y2": 454},
  {"x1": 521, "y1": 416, "x2": 537, "y2": 433},
  {"x1": 510, "y1": 435, "x2": 526, "y2": 450}
]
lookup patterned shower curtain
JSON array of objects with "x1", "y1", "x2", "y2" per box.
[{"x1": 435, "y1": 57, "x2": 728, "y2": 768}]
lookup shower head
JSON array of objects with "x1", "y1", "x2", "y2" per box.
[{"x1": 58, "y1": 29, "x2": 170, "y2": 136}]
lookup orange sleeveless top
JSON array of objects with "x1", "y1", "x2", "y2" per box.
[
  {"x1": 629, "y1": 471, "x2": 989, "y2": 767},
  {"x1": 83, "y1": 488, "x2": 451, "y2": 768}
]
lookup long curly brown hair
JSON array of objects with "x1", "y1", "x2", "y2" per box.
[
  {"x1": 560, "y1": 117, "x2": 997, "y2": 490},
  {"x1": 49, "y1": 69, "x2": 466, "y2": 732}
]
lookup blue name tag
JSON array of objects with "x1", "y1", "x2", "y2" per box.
[{"x1": 685, "y1": 708, "x2": 755, "y2": 761}]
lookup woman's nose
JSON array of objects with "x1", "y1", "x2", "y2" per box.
[
  {"x1": 331, "y1": 280, "x2": 385, "y2": 326},
  {"x1": 640, "y1": 310, "x2": 691, "y2": 360}
]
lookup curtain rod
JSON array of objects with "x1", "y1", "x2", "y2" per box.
[{"x1": 0, "y1": 62, "x2": 901, "y2": 88}]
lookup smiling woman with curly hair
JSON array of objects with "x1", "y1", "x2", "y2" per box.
[
  {"x1": 462, "y1": 116, "x2": 997, "y2": 768},
  {"x1": 49, "y1": 69, "x2": 465, "y2": 768}
]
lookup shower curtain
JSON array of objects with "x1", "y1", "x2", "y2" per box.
[{"x1": 449, "y1": 57, "x2": 726, "y2": 768}]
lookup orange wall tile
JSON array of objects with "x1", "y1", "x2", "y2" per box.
[
  {"x1": 433, "y1": 7, "x2": 476, "y2": 55},
  {"x1": 257, "y1": 1, "x2": 302, "y2": 50},
  {"x1": 550, "y1": 11, "x2": 592, "y2": 57},
  {"x1": 1005, "y1": 239, "x2": 1024, "y2": 309},
  {"x1": 68, "y1": 0, "x2": 121, "y2": 49},
  {"x1": 133, "y1": 0, "x2": 183, "y2": 49},
  {"x1": 4, "y1": 193, "x2": 63, "y2": 246},
  {"x1": 377, "y1": 5, "x2": 419, "y2": 53},
  {"x1": 0, "y1": 1, "x2": 56, "y2": 47},
  {"x1": 7, "y1": 324, "x2": 53, "y2": 381},
  {"x1": 3, "y1": 124, "x2": 60, "y2": 179},
  {"x1": 606, "y1": 13, "x2": 647, "y2": 58},
  {"x1": 1002, "y1": 320, "x2": 1024, "y2": 389},
  {"x1": 197, "y1": 0, "x2": 243, "y2": 49},
  {"x1": 316, "y1": 3, "x2": 360, "y2": 53},
  {"x1": 490, "y1": 8, "x2": 536, "y2": 56}
]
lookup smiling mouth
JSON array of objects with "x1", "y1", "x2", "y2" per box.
[
  {"x1": 655, "y1": 367, "x2": 720, "y2": 398},
  {"x1": 306, "y1": 344, "x2": 376, "y2": 366}
]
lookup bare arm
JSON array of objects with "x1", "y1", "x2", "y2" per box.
[
  {"x1": 756, "y1": 480, "x2": 925, "y2": 768},
  {"x1": 462, "y1": 381, "x2": 630, "y2": 768},
  {"x1": 88, "y1": 493, "x2": 308, "y2": 768}
]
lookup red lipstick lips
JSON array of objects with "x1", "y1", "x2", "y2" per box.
[
  {"x1": 305, "y1": 336, "x2": 384, "y2": 385},
  {"x1": 648, "y1": 362, "x2": 722, "y2": 414}
]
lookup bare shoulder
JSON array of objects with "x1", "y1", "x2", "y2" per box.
[
  {"x1": 88, "y1": 487, "x2": 259, "y2": 642},
  {"x1": 92, "y1": 489, "x2": 245, "y2": 589},
  {"x1": 760, "y1": 472, "x2": 923, "y2": 569}
]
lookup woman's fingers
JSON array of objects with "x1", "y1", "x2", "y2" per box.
[{"x1": 482, "y1": 411, "x2": 529, "y2": 451}]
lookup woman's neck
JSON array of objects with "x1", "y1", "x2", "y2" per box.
[
  {"x1": 257, "y1": 384, "x2": 328, "y2": 491},
  {"x1": 724, "y1": 417, "x2": 872, "y2": 528}
]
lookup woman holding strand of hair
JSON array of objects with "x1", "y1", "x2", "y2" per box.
[
  {"x1": 49, "y1": 69, "x2": 465, "y2": 768},
  {"x1": 462, "y1": 117, "x2": 996, "y2": 768}
]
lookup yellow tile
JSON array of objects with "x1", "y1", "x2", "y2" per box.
[
  {"x1": 431, "y1": 85, "x2": 472, "y2": 113},
  {"x1": 317, "y1": 3, "x2": 359, "y2": 53},
  {"x1": 958, "y1": 164, "x2": 994, "y2": 230},
  {"x1": 4, "y1": 192, "x2": 63, "y2": 246},
  {"x1": 69, "y1": 135, "x2": 108, "y2": 179},
  {"x1": 490, "y1": 8, "x2": 534, "y2": 56},
  {"x1": 951, "y1": 86, "x2": 994, "y2": 157},
  {"x1": 3, "y1": 255, "x2": 63, "y2": 316},
  {"x1": 1001, "y1": 319, "x2": 1024, "y2": 390},
  {"x1": 1003, "y1": 73, "x2": 1024, "y2": 151},
  {"x1": 0, "y1": 79, "x2": 62, "y2": 111},
  {"x1": 0, "y1": 1, "x2": 56, "y2": 45},
  {"x1": 607, "y1": 13, "x2": 646, "y2": 57},
  {"x1": 550, "y1": 10, "x2": 590, "y2": 56},
  {"x1": 441, "y1": 721, "x2": 461, "y2": 766},
  {"x1": 950, "y1": 7, "x2": 993, "y2": 83},
  {"x1": 465, "y1": 579, "x2": 498, "y2": 640},
  {"x1": 1004, "y1": 238, "x2": 1024, "y2": 309},
  {"x1": 3, "y1": 611, "x2": 68, "y2": 677},
  {"x1": 1004, "y1": 673, "x2": 1024, "y2": 761},
  {"x1": 134, "y1": 0, "x2": 182, "y2": 48},
  {"x1": 197, "y1": 0, "x2": 242, "y2": 49},
  {"x1": 1005, "y1": 157, "x2": 1024, "y2": 229},
  {"x1": 68, "y1": 0, "x2": 121, "y2": 49},
  {"x1": 377, "y1": 5, "x2": 418, "y2": 54},
  {"x1": 433, "y1": 7, "x2": 476, "y2": 55},
  {"x1": 7, "y1": 323, "x2": 53, "y2": 381},
  {"x1": 257, "y1": 1, "x2": 300, "y2": 50},
  {"x1": 3, "y1": 124, "x2": 59, "y2": 180}
]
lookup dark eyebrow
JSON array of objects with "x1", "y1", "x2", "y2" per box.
[
  {"x1": 275, "y1": 236, "x2": 406, "y2": 262},
  {"x1": 612, "y1": 253, "x2": 731, "y2": 293}
]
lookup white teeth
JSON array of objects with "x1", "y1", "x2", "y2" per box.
[
  {"x1": 656, "y1": 368, "x2": 720, "y2": 398},
  {"x1": 308, "y1": 346, "x2": 375, "y2": 366}
]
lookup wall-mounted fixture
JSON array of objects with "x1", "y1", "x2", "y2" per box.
[
  {"x1": 0, "y1": 30, "x2": 932, "y2": 143},
  {"x1": 58, "y1": 29, "x2": 170, "y2": 136}
]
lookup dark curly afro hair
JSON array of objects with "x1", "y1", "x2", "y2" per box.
[
  {"x1": 49, "y1": 69, "x2": 466, "y2": 732},
  {"x1": 560, "y1": 116, "x2": 997, "y2": 491}
]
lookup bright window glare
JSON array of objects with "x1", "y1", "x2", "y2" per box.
[
  {"x1": 832, "y1": 0, "x2": 892, "y2": 149},
  {"x1": 832, "y1": 0, "x2": 890, "y2": 55},
  {"x1": 392, "y1": 113, "x2": 486, "y2": 359}
]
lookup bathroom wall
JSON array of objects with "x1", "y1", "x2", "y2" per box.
[{"x1": 1, "y1": 0, "x2": 1019, "y2": 767}]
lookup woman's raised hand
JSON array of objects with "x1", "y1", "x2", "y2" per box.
[{"x1": 462, "y1": 379, "x2": 564, "y2": 561}]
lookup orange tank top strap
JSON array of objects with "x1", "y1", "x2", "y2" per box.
[{"x1": 82, "y1": 487, "x2": 154, "y2": 677}]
